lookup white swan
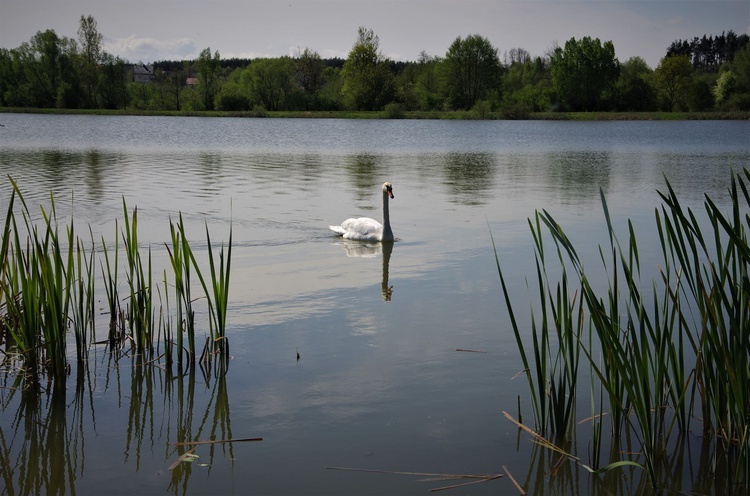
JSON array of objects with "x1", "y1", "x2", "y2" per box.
[{"x1": 329, "y1": 182, "x2": 395, "y2": 241}]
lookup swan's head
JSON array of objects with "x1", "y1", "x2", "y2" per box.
[{"x1": 383, "y1": 182, "x2": 394, "y2": 199}]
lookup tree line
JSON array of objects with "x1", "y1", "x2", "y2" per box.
[{"x1": 1, "y1": 16, "x2": 749, "y2": 115}]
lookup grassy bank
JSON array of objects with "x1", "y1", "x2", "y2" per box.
[{"x1": 1, "y1": 106, "x2": 749, "y2": 120}]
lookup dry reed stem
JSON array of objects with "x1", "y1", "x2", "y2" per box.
[
  {"x1": 502, "y1": 465, "x2": 526, "y2": 495},
  {"x1": 511, "y1": 369, "x2": 528, "y2": 380},
  {"x1": 577, "y1": 412, "x2": 609, "y2": 424},
  {"x1": 429, "y1": 474, "x2": 503, "y2": 492},
  {"x1": 168, "y1": 447, "x2": 197, "y2": 471},
  {"x1": 502, "y1": 411, "x2": 580, "y2": 462},
  {"x1": 326, "y1": 467, "x2": 492, "y2": 478},
  {"x1": 326, "y1": 466, "x2": 502, "y2": 492},
  {"x1": 172, "y1": 437, "x2": 263, "y2": 446}
]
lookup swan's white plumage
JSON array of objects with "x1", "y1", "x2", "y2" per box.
[{"x1": 329, "y1": 182, "x2": 394, "y2": 242}]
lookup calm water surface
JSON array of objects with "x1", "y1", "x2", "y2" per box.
[{"x1": 0, "y1": 114, "x2": 749, "y2": 495}]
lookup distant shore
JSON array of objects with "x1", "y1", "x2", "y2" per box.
[{"x1": 1, "y1": 107, "x2": 749, "y2": 120}]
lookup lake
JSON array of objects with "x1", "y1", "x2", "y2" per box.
[{"x1": 1, "y1": 114, "x2": 749, "y2": 495}]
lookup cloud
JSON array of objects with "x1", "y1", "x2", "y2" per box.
[{"x1": 104, "y1": 35, "x2": 197, "y2": 62}]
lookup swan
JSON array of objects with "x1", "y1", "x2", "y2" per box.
[{"x1": 329, "y1": 182, "x2": 394, "y2": 241}]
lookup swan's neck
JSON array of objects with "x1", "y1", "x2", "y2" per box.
[{"x1": 381, "y1": 189, "x2": 393, "y2": 241}]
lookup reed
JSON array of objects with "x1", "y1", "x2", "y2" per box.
[
  {"x1": 492, "y1": 211, "x2": 582, "y2": 438},
  {"x1": 166, "y1": 213, "x2": 197, "y2": 366},
  {"x1": 189, "y1": 220, "x2": 232, "y2": 360},
  {"x1": 656, "y1": 170, "x2": 750, "y2": 481},
  {"x1": 1, "y1": 179, "x2": 235, "y2": 388},
  {"x1": 2, "y1": 179, "x2": 71, "y2": 387},
  {"x1": 99, "y1": 220, "x2": 123, "y2": 346},
  {"x1": 70, "y1": 226, "x2": 96, "y2": 364},
  {"x1": 121, "y1": 199, "x2": 154, "y2": 354},
  {"x1": 495, "y1": 169, "x2": 750, "y2": 489},
  {"x1": 0, "y1": 186, "x2": 16, "y2": 354},
  {"x1": 160, "y1": 269, "x2": 173, "y2": 367}
]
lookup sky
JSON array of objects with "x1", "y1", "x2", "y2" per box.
[{"x1": 1, "y1": 0, "x2": 749, "y2": 69}]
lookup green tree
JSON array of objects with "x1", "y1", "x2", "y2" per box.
[
  {"x1": 295, "y1": 47, "x2": 325, "y2": 105},
  {"x1": 318, "y1": 66, "x2": 344, "y2": 110},
  {"x1": 686, "y1": 72, "x2": 716, "y2": 111},
  {"x1": 550, "y1": 36, "x2": 620, "y2": 111},
  {"x1": 413, "y1": 51, "x2": 443, "y2": 110},
  {"x1": 442, "y1": 34, "x2": 501, "y2": 110},
  {"x1": 244, "y1": 57, "x2": 294, "y2": 111},
  {"x1": 391, "y1": 60, "x2": 421, "y2": 110},
  {"x1": 154, "y1": 64, "x2": 188, "y2": 111},
  {"x1": 29, "y1": 30, "x2": 63, "y2": 107},
  {"x1": 149, "y1": 68, "x2": 171, "y2": 110},
  {"x1": 0, "y1": 49, "x2": 13, "y2": 106},
  {"x1": 733, "y1": 44, "x2": 750, "y2": 92},
  {"x1": 713, "y1": 69, "x2": 734, "y2": 107},
  {"x1": 3, "y1": 48, "x2": 32, "y2": 107},
  {"x1": 196, "y1": 47, "x2": 221, "y2": 110},
  {"x1": 615, "y1": 56, "x2": 656, "y2": 111},
  {"x1": 97, "y1": 53, "x2": 127, "y2": 109},
  {"x1": 501, "y1": 55, "x2": 553, "y2": 114},
  {"x1": 6, "y1": 30, "x2": 79, "y2": 108},
  {"x1": 341, "y1": 27, "x2": 395, "y2": 110},
  {"x1": 215, "y1": 80, "x2": 251, "y2": 111},
  {"x1": 719, "y1": 44, "x2": 750, "y2": 110},
  {"x1": 653, "y1": 55, "x2": 693, "y2": 111},
  {"x1": 78, "y1": 15, "x2": 102, "y2": 108}
]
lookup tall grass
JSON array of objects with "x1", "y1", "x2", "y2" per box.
[
  {"x1": 99, "y1": 220, "x2": 123, "y2": 346},
  {"x1": 493, "y1": 212, "x2": 582, "y2": 438},
  {"x1": 657, "y1": 171, "x2": 750, "y2": 481},
  {"x1": 1, "y1": 180, "x2": 73, "y2": 387},
  {"x1": 0, "y1": 179, "x2": 235, "y2": 388},
  {"x1": 71, "y1": 227, "x2": 96, "y2": 364},
  {"x1": 165, "y1": 215, "x2": 233, "y2": 369},
  {"x1": 166, "y1": 213, "x2": 197, "y2": 367},
  {"x1": 122, "y1": 200, "x2": 154, "y2": 355},
  {"x1": 190, "y1": 220, "x2": 232, "y2": 362},
  {"x1": 495, "y1": 169, "x2": 750, "y2": 489}
]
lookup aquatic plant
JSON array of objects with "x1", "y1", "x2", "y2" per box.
[
  {"x1": 656, "y1": 171, "x2": 750, "y2": 482},
  {"x1": 99, "y1": 220, "x2": 124, "y2": 346},
  {"x1": 166, "y1": 214, "x2": 232, "y2": 368},
  {"x1": 492, "y1": 211, "x2": 583, "y2": 438},
  {"x1": 1, "y1": 180, "x2": 73, "y2": 387},
  {"x1": 122, "y1": 200, "x2": 154, "y2": 355},
  {"x1": 166, "y1": 213, "x2": 197, "y2": 366},
  {"x1": 0, "y1": 179, "x2": 234, "y2": 388},
  {"x1": 495, "y1": 169, "x2": 750, "y2": 490},
  {"x1": 190, "y1": 220, "x2": 232, "y2": 362}
]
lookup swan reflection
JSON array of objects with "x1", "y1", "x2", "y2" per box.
[{"x1": 335, "y1": 240, "x2": 394, "y2": 301}]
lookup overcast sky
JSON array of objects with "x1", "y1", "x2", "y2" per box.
[{"x1": 1, "y1": 0, "x2": 748, "y2": 69}]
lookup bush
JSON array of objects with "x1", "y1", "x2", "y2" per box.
[
  {"x1": 216, "y1": 93, "x2": 251, "y2": 111},
  {"x1": 471, "y1": 99, "x2": 492, "y2": 119},
  {"x1": 500, "y1": 102, "x2": 530, "y2": 120},
  {"x1": 251, "y1": 104, "x2": 268, "y2": 117},
  {"x1": 383, "y1": 102, "x2": 404, "y2": 119}
]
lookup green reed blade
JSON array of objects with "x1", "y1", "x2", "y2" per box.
[{"x1": 491, "y1": 227, "x2": 543, "y2": 429}]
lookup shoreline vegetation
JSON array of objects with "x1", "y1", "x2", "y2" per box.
[
  {"x1": 2, "y1": 107, "x2": 749, "y2": 120},
  {"x1": 0, "y1": 178, "x2": 233, "y2": 394},
  {"x1": 3, "y1": 17, "x2": 748, "y2": 117},
  {"x1": 495, "y1": 169, "x2": 750, "y2": 491}
]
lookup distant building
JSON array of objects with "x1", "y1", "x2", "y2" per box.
[
  {"x1": 186, "y1": 77, "x2": 199, "y2": 86},
  {"x1": 132, "y1": 64, "x2": 155, "y2": 83}
]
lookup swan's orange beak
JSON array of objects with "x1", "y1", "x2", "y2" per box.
[{"x1": 389, "y1": 190, "x2": 394, "y2": 199}]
